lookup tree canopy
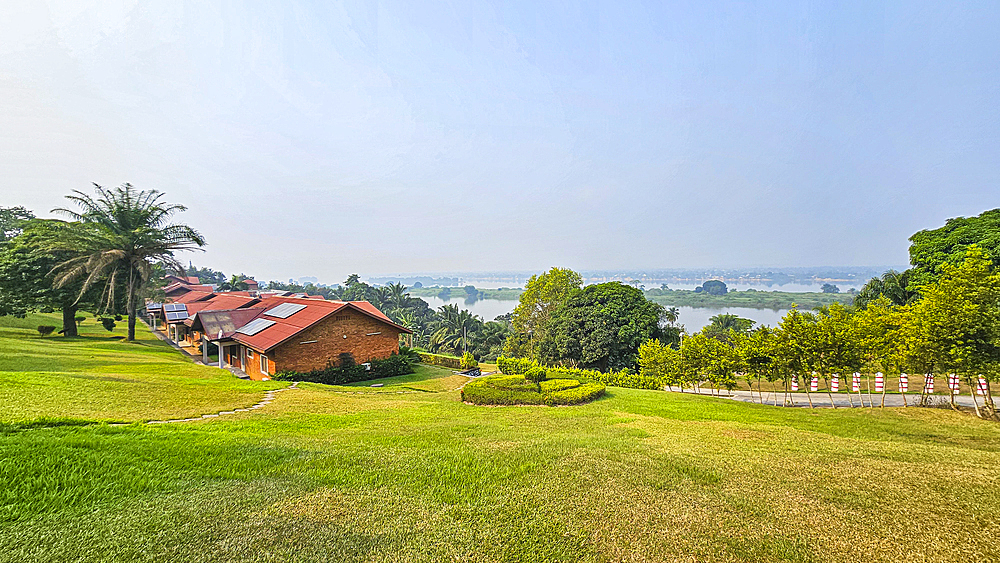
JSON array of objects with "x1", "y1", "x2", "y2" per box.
[
  {"x1": 538, "y1": 281, "x2": 667, "y2": 371},
  {"x1": 505, "y1": 267, "x2": 582, "y2": 359},
  {"x1": 908, "y1": 208, "x2": 1000, "y2": 290}
]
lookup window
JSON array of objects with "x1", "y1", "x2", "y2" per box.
[
  {"x1": 261, "y1": 355, "x2": 269, "y2": 375},
  {"x1": 335, "y1": 314, "x2": 350, "y2": 321},
  {"x1": 247, "y1": 348, "x2": 254, "y2": 358}
]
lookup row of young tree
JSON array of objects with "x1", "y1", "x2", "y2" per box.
[{"x1": 637, "y1": 247, "x2": 1000, "y2": 419}]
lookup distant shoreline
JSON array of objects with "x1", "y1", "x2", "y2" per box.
[{"x1": 406, "y1": 285, "x2": 854, "y2": 310}]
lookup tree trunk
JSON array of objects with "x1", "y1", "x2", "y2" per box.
[
  {"x1": 127, "y1": 267, "x2": 137, "y2": 341},
  {"x1": 970, "y1": 382, "x2": 982, "y2": 419},
  {"x1": 61, "y1": 304, "x2": 78, "y2": 337},
  {"x1": 984, "y1": 384, "x2": 997, "y2": 420},
  {"x1": 825, "y1": 376, "x2": 837, "y2": 409},
  {"x1": 804, "y1": 388, "x2": 814, "y2": 408}
]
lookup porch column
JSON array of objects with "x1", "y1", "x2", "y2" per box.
[
  {"x1": 219, "y1": 343, "x2": 227, "y2": 368},
  {"x1": 202, "y1": 334, "x2": 209, "y2": 364}
]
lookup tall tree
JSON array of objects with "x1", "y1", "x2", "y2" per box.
[
  {"x1": 505, "y1": 267, "x2": 582, "y2": 359},
  {"x1": 538, "y1": 282, "x2": 667, "y2": 371},
  {"x1": 0, "y1": 220, "x2": 102, "y2": 335},
  {"x1": 907, "y1": 208, "x2": 1000, "y2": 290},
  {"x1": 40, "y1": 183, "x2": 205, "y2": 341}
]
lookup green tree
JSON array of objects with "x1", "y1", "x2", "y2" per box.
[
  {"x1": 219, "y1": 274, "x2": 249, "y2": 291},
  {"x1": 40, "y1": 183, "x2": 205, "y2": 341},
  {"x1": 852, "y1": 297, "x2": 906, "y2": 407},
  {"x1": 702, "y1": 313, "x2": 755, "y2": 343},
  {"x1": 906, "y1": 246, "x2": 1000, "y2": 418},
  {"x1": 0, "y1": 206, "x2": 34, "y2": 243},
  {"x1": 0, "y1": 220, "x2": 102, "y2": 336},
  {"x1": 505, "y1": 267, "x2": 582, "y2": 359},
  {"x1": 734, "y1": 327, "x2": 776, "y2": 404},
  {"x1": 821, "y1": 283, "x2": 840, "y2": 294},
  {"x1": 907, "y1": 208, "x2": 1000, "y2": 290},
  {"x1": 538, "y1": 282, "x2": 667, "y2": 371},
  {"x1": 854, "y1": 269, "x2": 918, "y2": 309},
  {"x1": 429, "y1": 304, "x2": 482, "y2": 355},
  {"x1": 638, "y1": 338, "x2": 682, "y2": 390},
  {"x1": 773, "y1": 307, "x2": 814, "y2": 407}
]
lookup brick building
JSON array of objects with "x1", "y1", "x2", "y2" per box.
[{"x1": 189, "y1": 296, "x2": 411, "y2": 380}]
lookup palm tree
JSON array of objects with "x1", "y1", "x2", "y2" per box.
[
  {"x1": 44, "y1": 183, "x2": 205, "y2": 341},
  {"x1": 430, "y1": 304, "x2": 482, "y2": 354},
  {"x1": 854, "y1": 269, "x2": 917, "y2": 308},
  {"x1": 219, "y1": 274, "x2": 248, "y2": 291}
]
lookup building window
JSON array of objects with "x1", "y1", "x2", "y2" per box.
[
  {"x1": 247, "y1": 348, "x2": 254, "y2": 358},
  {"x1": 261, "y1": 355, "x2": 269, "y2": 375},
  {"x1": 335, "y1": 314, "x2": 350, "y2": 321}
]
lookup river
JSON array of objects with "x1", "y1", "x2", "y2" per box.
[{"x1": 417, "y1": 296, "x2": 789, "y2": 332}]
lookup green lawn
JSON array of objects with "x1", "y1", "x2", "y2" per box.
[
  {"x1": 0, "y1": 313, "x2": 284, "y2": 423},
  {"x1": 1, "y1": 316, "x2": 999, "y2": 562}
]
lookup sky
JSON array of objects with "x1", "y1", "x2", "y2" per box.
[{"x1": 1, "y1": 1, "x2": 998, "y2": 284}]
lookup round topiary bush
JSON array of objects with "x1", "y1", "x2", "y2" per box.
[
  {"x1": 36, "y1": 325, "x2": 56, "y2": 337},
  {"x1": 524, "y1": 366, "x2": 547, "y2": 383},
  {"x1": 460, "y1": 352, "x2": 478, "y2": 370},
  {"x1": 462, "y1": 374, "x2": 605, "y2": 406}
]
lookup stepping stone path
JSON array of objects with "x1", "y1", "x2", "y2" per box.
[{"x1": 147, "y1": 383, "x2": 298, "y2": 425}]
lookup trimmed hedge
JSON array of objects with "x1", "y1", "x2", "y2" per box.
[
  {"x1": 276, "y1": 354, "x2": 414, "y2": 385},
  {"x1": 418, "y1": 352, "x2": 463, "y2": 369},
  {"x1": 539, "y1": 378, "x2": 579, "y2": 393},
  {"x1": 496, "y1": 356, "x2": 664, "y2": 390},
  {"x1": 462, "y1": 374, "x2": 605, "y2": 406}
]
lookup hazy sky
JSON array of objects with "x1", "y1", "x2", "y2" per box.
[{"x1": 2, "y1": 1, "x2": 998, "y2": 283}]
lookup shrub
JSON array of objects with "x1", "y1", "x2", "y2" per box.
[
  {"x1": 36, "y1": 326, "x2": 56, "y2": 337},
  {"x1": 497, "y1": 357, "x2": 664, "y2": 390},
  {"x1": 100, "y1": 318, "x2": 116, "y2": 332},
  {"x1": 496, "y1": 356, "x2": 537, "y2": 375},
  {"x1": 539, "y1": 379, "x2": 580, "y2": 392},
  {"x1": 460, "y1": 352, "x2": 478, "y2": 370},
  {"x1": 461, "y1": 374, "x2": 605, "y2": 406},
  {"x1": 418, "y1": 352, "x2": 463, "y2": 369},
  {"x1": 114, "y1": 315, "x2": 123, "y2": 321},
  {"x1": 524, "y1": 366, "x2": 547, "y2": 383},
  {"x1": 275, "y1": 353, "x2": 415, "y2": 385},
  {"x1": 74, "y1": 315, "x2": 86, "y2": 325}
]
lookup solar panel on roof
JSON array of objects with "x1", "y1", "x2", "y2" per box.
[
  {"x1": 263, "y1": 302, "x2": 307, "y2": 319},
  {"x1": 165, "y1": 311, "x2": 189, "y2": 321},
  {"x1": 164, "y1": 303, "x2": 187, "y2": 312},
  {"x1": 146, "y1": 303, "x2": 162, "y2": 310},
  {"x1": 236, "y1": 318, "x2": 275, "y2": 336}
]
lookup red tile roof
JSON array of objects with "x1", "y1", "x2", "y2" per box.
[
  {"x1": 180, "y1": 294, "x2": 260, "y2": 326},
  {"x1": 230, "y1": 297, "x2": 411, "y2": 352},
  {"x1": 174, "y1": 290, "x2": 216, "y2": 304}
]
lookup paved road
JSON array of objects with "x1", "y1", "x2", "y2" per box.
[{"x1": 678, "y1": 388, "x2": 988, "y2": 408}]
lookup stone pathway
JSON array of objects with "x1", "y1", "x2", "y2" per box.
[{"x1": 147, "y1": 382, "x2": 299, "y2": 424}]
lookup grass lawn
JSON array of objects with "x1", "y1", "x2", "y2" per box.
[
  {"x1": 0, "y1": 313, "x2": 285, "y2": 423},
  {"x1": 1, "y1": 318, "x2": 999, "y2": 562}
]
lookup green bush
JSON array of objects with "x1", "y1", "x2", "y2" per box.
[
  {"x1": 496, "y1": 356, "x2": 536, "y2": 375},
  {"x1": 462, "y1": 374, "x2": 605, "y2": 406},
  {"x1": 497, "y1": 356, "x2": 664, "y2": 390},
  {"x1": 74, "y1": 315, "x2": 86, "y2": 325},
  {"x1": 36, "y1": 326, "x2": 56, "y2": 337},
  {"x1": 460, "y1": 352, "x2": 478, "y2": 370},
  {"x1": 99, "y1": 318, "x2": 116, "y2": 332},
  {"x1": 276, "y1": 353, "x2": 414, "y2": 385},
  {"x1": 418, "y1": 352, "x2": 463, "y2": 369},
  {"x1": 524, "y1": 366, "x2": 547, "y2": 383},
  {"x1": 539, "y1": 379, "x2": 579, "y2": 392}
]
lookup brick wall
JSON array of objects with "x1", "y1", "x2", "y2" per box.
[
  {"x1": 241, "y1": 345, "x2": 274, "y2": 380},
  {"x1": 272, "y1": 312, "x2": 403, "y2": 374}
]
